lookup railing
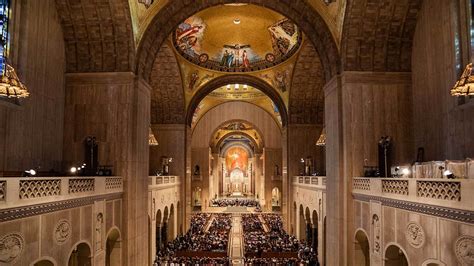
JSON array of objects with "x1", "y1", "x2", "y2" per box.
[
  {"x1": 352, "y1": 177, "x2": 473, "y2": 211},
  {"x1": 149, "y1": 176, "x2": 180, "y2": 187},
  {"x1": 293, "y1": 176, "x2": 326, "y2": 190},
  {"x1": 0, "y1": 176, "x2": 123, "y2": 209}
]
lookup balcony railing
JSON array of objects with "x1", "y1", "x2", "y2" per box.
[
  {"x1": 0, "y1": 176, "x2": 123, "y2": 209},
  {"x1": 352, "y1": 177, "x2": 473, "y2": 211},
  {"x1": 148, "y1": 176, "x2": 180, "y2": 187},
  {"x1": 293, "y1": 176, "x2": 326, "y2": 190}
]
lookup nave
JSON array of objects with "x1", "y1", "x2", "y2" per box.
[{"x1": 154, "y1": 209, "x2": 317, "y2": 266}]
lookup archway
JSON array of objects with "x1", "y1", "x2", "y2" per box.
[
  {"x1": 155, "y1": 209, "x2": 162, "y2": 254},
  {"x1": 68, "y1": 242, "x2": 91, "y2": 266},
  {"x1": 305, "y1": 207, "x2": 312, "y2": 244},
  {"x1": 33, "y1": 259, "x2": 55, "y2": 266},
  {"x1": 193, "y1": 187, "x2": 202, "y2": 208},
  {"x1": 167, "y1": 204, "x2": 175, "y2": 242},
  {"x1": 354, "y1": 229, "x2": 370, "y2": 266},
  {"x1": 162, "y1": 206, "x2": 169, "y2": 247},
  {"x1": 106, "y1": 228, "x2": 122, "y2": 266},
  {"x1": 137, "y1": 1, "x2": 340, "y2": 82},
  {"x1": 299, "y1": 204, "x2": 306, "y2": 241},
  {"x1": 312, "y1": 210, "x2": 319, "y2": 254},
  {"x1": 186, "y1": 75, "x2": 289, "y2": 127},
  {"x1": 272, "y1": 187, "x2": 281, "y2": 207},
  {"x1": 385, "y1": 244, "x2": 409, "y2": 266}
]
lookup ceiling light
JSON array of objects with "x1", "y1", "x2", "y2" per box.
[
  {"x1": 233, "y1": 19, "x2": 241, "y2": 25},
  {"x1": 235, "y1": 84, "x2": 239, "y2": 89},
  {"x1": 401, "y1": 168, "x2": 410, "y2": 176},
  {"x1": 226, "y1": 85, "x2": 231, "y2": 90},
  {"x1": 70, "y1": 167, "x2": 77, "y2": 173},
  {"x1": 316, "y1": 127, "x2": 326, "y2": 147},
  {"x1": 243, "y1": 84, "x2": 248, "y2": 90}
]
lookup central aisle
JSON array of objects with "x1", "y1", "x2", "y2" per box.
[{"x1": 228, "y1": 214, "x2": 244, "y2": 266}]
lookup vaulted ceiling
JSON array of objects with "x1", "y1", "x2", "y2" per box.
[{"x1": 55, "y1": 0, "x2": 424, "y2": 127}]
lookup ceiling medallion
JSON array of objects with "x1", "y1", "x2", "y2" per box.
[{"x1": 233, "y1": 19, "x2": 241, "y2": 25}]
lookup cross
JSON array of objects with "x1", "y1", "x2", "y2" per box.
[{"x1": 223, "y1": 43, "x2": 251, "y2": 67}]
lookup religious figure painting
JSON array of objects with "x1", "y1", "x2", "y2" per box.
[
  {"x1": 173, "y1": 12, "x2": 301, "y2": 72},
  {"x1": 175, "y1": 17, "x2": 206, "y2": 57},
  {"x1": 225, "y1": 146, "x2": 249, "y2": 173}
]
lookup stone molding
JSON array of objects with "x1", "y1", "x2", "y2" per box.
[
  {"x1": 0, "y1": 193, "x2": 122, "y2": 223},
  {"x1": 353, "y1": 194, "x2": 473, "y2": 223}
]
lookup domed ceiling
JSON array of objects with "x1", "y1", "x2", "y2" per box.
[{"x1": 173, "y1": 4, "x2": 302, "y2": 72}]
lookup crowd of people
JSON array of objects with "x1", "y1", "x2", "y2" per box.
[
  {"x1": 242, "y1": 214, "x2": 319, "y2": 265},
  {"x1": 210, "y1": 198, "x2": 259, "y2": 207},
  {"x1": 154, "y1": 213, "x2": 231, "y2": 265}
]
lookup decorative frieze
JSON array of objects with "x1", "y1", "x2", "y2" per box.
[
  {"x1": 19, "y1": 179, "x2": 61, "y2": 199},
  {"x1": 353, "y1": 194, "x2": 473, "y2": 223},
  {"x1": 68, "y1": 178, "x2": 95, "y2": 194},
  {"x1": 382, "y1": 180, "x2": 409, "y2": 195},
  {"x1": 417, "y1": 181, "x2": 461, "y2": 201},
  {"x1": 406, "y1": 222, "x2": 425, "y2": 248},
  {"x1": 0, "y1": 233, "x2": 24, "y2": 263}
]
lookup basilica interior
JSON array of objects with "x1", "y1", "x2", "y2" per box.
[{"x1": 0, "y1": 0, "x2": 473, "y2": 265}]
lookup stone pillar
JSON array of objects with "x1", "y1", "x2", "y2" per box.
[
  {"x1": 324, "y1": 72, "x2": 413, "y2": 266},
  {"x1": 64, "y1": 73, "x2": 150, "y2": 266}
]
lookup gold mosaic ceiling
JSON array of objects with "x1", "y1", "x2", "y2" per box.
[{"x1": 173, "y1": 5, "x2": 302, "y2": 72}]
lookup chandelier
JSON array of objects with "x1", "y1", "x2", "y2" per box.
[
  {"x1": 149, "y1": 127, "x2": 158, "y2": 146},
  {"x1": 0, "y1": 63, "x2": 29, "y2": 98},
  {"x1": 451, "y1": 63, "x2": 474, "y2": 96},
  {"x1": 316, "y1": 127, "x2": 326, "y2": 147}
]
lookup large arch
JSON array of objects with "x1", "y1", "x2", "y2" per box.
[
  {"x1": 384, "y1": 243, "x2": 409, "y2": 266},
  {"x1": 68, "y1": 242, "x2": 92, "y2": 266},
  {"x1": 342, "y1": 0, "x2": 423, "y2": 72},
  {"x1": 192, "y1": 101, "x2": 282, "y2": 149},
  {"x1": 186, "y1": 75, "x2": 288, "y2": 127},
  {"x1": 106, "y1": 227, "x2": 122, "y2": 266},
  {"x1": 354, "y1": 229, "x2": 370, "y2": 266},
  {"x1": 137, "y1": 1, "x2": 340, "y2": 82}
]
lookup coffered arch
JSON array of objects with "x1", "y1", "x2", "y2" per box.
[
  {"x1": 342, "y1": 0, "x2": 423, "y2": 71},
  {"x1": 55, "y1": 0, "x2": 135, "y2": 73}
]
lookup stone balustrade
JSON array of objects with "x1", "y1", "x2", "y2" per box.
[
  {"x1": 148, "y1": 176, "x2": 180, "y2": 187},
  {"x1": 293, "y1": 176, "x2": 326, "y2": 190},
  {"x1": 352, "y1": 177, "x2": 474, "y2": 211},
  {"x1": 0, "y1": 176, "x2": 123, "y2": 209}
]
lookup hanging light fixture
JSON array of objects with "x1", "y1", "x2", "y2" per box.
[
  {"x1": 451, "y1": 63, "x2": 474, "y2": 96},
  {"x1": 0, "y1": 63, "x2": 29, "y2": 98},
  {"x1": 316, "y1": 127, "x2": 326, "y2": 147},
  {"x1": 0, "y1": 0, "x2": 29, "y2": 99},
  {"x1": 149, "y1": 127, "x2": 158, "y2": 146}
]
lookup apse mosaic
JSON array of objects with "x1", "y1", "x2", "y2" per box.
[
  {"x1": 225, "y1": 146, "x2": 249, "y2": 173},
  {"x1": 173, "y1": 4, "x2": 302, "y2": 72}
]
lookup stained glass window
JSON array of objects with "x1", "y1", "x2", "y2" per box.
[{"x1": 0, "y1": 0, "x2": 10, "y2": 74}]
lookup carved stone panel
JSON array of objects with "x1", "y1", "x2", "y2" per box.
[
  {"x1": 0, "y1": 233, "x2": 24, "y2": 263},
  {"x1": 455, "y1": 235, "x2": 474, "y2": 266},
  {"x1": 406, "y1": 222, "x2": 425, "y2": 248},
  {"x1": 54, "y1": 219, "x2": 71, "y2": 245}
]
